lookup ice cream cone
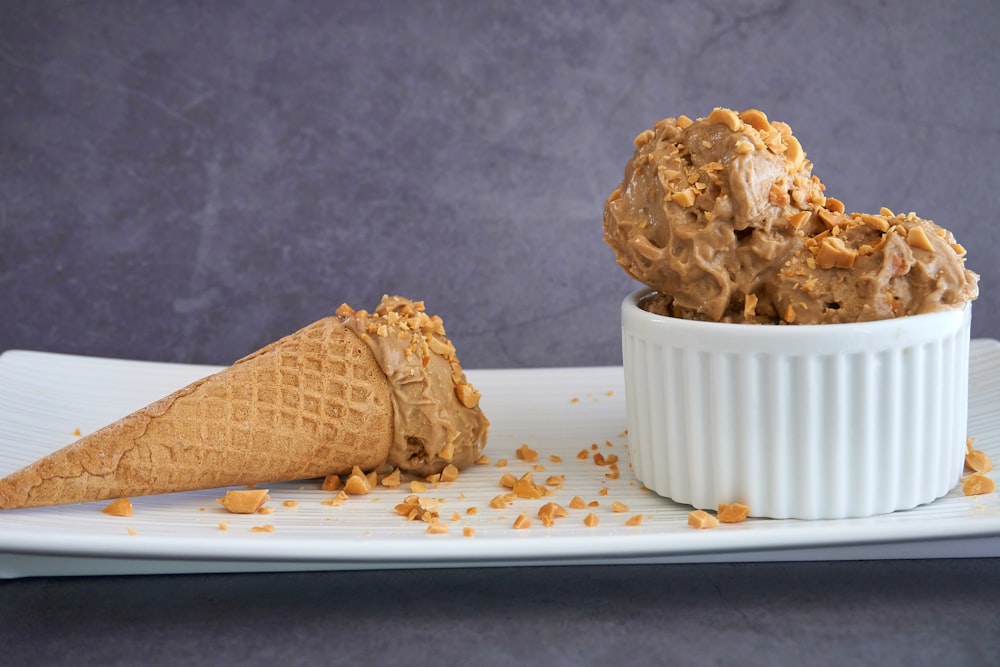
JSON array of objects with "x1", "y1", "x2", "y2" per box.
[{"x1": 0, "y1": 315, "x2": 397, "y2": 509}]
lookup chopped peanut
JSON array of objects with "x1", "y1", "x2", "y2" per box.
[
  {"x1": 611, "y1": 501, "x2": 629, "y2": 513},
  {"x1": 102, "y1": 498, "x2": 133, "y2": 517},
  {"x1": 321, "y1": 475, "x2": 342, "y2": 491},
  {"x1": 707, "y1": 107, "x2": 742, "y2": 132},
  {"x1": 625, "y1": 515, "x2": 644, "y2": 527},
  {"x1": 217, "y1": 489, "x2": 270, "y2": 514},
  {"x1": 499, "y1": 472, "x2": 518, "y2": 488},
  {"x1": 513, "y1": 514, "x2": 532, "y2": 529},
  {"x1": 474, "y1": 455, "x2": 491, "y2": 465},
  {"x1": 717, "y1": 502, "x2": 751, "y2": 523},
  {"x1": 426, "y1": 523, "x2": 449, "y2": 535},
  {"x1": 583, "y1": 513, "x2": 600, "y2": 527},
  {"x1": 321, "y1": 491, "x2": 349, "y2": 507},
  {"x1": 516, "y1": 444, "x2": 539, "y2": 462},
  {"x1": 513, "y1": 472, "x2": 543, "y2": 499},
  {"x1": 537, "y1": 502, "x2": 569, "y2": 527},
  {"x1": 380, "y1": 468, "x2": 402, "y2": 488},
  {"x1": 344, "y1": 473, "x2": 371, "y2": 495},
  {"x1": 568, "y1": 496, "x2": 587, "y2": 510},
  {"x1": 410, "y1": 480, "x2": 428, "y2": 493},
  {"x1": 962, "y1": 473, "x2": 996, "y2": 496},
  {"x1": 250, "y1": 525, "x2": 275, "y2": 533},
  {"x1": 463, "y1": 527, "x2": 475, "y2": 538},
  {"x1": 688, "y1": 510, "x2": 719, "y2": 529},
  {"x1": 965, "y1": 438, "x2": 993, "y2": 473},
  {"x1": 440, "y1": 464, "x2": 460, "y2": 483},
  {"x1": 282, "y1": 500, "x2": 298, "y2": 508},
  {"x1": 906, "y1": 226, "x2": 936, "y2": 252}
]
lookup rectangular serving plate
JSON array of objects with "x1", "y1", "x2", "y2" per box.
[{"x1": 0, "y1": 341, "x2": 998, "y2": 578}]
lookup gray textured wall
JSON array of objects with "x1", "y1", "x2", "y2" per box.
[{"x1": 2, "y1": 0, "x2": 997, "y2": 369}]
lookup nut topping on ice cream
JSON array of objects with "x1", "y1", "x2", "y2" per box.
[
  {"x1": 337, "y1": 295, "x2": 489, "y2": 476},
  {"x1": 603, "y1": 108, "x2": 979, "y2": 323}
]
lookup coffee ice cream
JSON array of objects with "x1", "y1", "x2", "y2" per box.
[{"x1": 603, "y1": 107, "x2": 978, "y2": 323}]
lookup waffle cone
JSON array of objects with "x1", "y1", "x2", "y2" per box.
[{"x1": 0, "y1": 317, "x2": 394, "y2": 509}]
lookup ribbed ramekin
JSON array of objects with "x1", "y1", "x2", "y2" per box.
[{"x1": 621, "y1": 289, "x2": 972, "y2": 520}]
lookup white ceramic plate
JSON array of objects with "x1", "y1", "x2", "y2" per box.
[{"x1": 0, "y1": 342, "x2": 999, "y2": 578}]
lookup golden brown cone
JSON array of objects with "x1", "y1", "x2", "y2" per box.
[{"x1": 0, "y1": 316, "x2": 394, "y2": 509}]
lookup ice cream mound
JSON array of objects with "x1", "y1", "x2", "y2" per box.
[{"x1": 603, "y1": 107, "x2": 979, "y2": 324}]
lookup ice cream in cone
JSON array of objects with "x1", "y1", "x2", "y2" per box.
[{"x1": 0, "y1": 295, "x2": 489, "y2": 509}]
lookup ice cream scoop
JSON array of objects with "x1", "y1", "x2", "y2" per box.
[{"x1": 603, "y1": 107, "x2": 978, "y2": 323}]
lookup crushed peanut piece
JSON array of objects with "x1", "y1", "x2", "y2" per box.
[
  {"x1": 426, "y1": 523, "x2": 449, "y2": 535},
  {"x1": 611, "y1": 501, "x2": 629, "y2": 513},
  {"x1": 550, "y1": 455, "x2": 563, "y2": 464},
  {"x1": 217, "y1": 489, "x2": 270, "y2": 514},
  {"x1": 380, "y1": 468, "x2": 402, "y2": 488},
  {"x1": 440, "y1": 464, "x2": 460, "y2": 483},
  {"x1": 688, "y1": 510, "x2": 719, "y2": 529},
  {"x1": 513, "y1": 472, "x2": 544, "y2": 499},
  {"x1": 583, "y1": 513, "x2": 600, "y2": 527},
  {"x1": 344, "y1": 473, "x2": 371, "y2": 495},
  {"x1": 102, "y1": 498, "x2": 133, "y2": 517},
  {"x1": 474, "y1": 455, "x2": 491, "y2": 465},
  {"x1": 321, "y1": 491, "x2": 349, "y2": 507},
  {"x1": 257, "y1": 507, "x2": 274, "y2": 515},
  {"x1": 906, "y1": 226, "x2": 936, "y2": 252},
  {"x1": 568, "y1": 496, "x2": 587, "y2": 510},
  {"x1": 489, "y1": 494, "x2": 512, "y2": 509},
  {"x1": 512, "y1": 514, "x2": 532, "y2": 529},
  {"x1": 410, "y1": 480, "x2": 428, "y2": 493},
  {"x1": 321, "y1": 475, "x2": 342, "y2": 491},
  {"x1": 499, "y1": 472, "x2": 517, "y2": 488},
  {"x1": 545, "y1": 474, "x2": 565, "y2": 488},
  {"x1": 463, "y1": 527, "x2": 475, "y2": 537},
  {"x1": 717, "y1": 502, "x2": 751, "y2": 523},
  {"x1": 962, "y1": 473, "x2": 996, "y2": 496},
  {"x1": 516, "y1": 444, "x2": 539, "y2": 462},
  {"x1": 965, "y1": 438, "x2": 993, "y2": 473},
  {"x1": 537, "y1": 502, "x2": 569, "y2": 527},
  {"x1": 218, "y1": 520, "x2": 229, "y2": 531},
  {"x1": 625, "y1": 514, "x2": 644, "y2": 527},
  {"x1": 282, "y1": 500, "x2": 298, "y2": 508},
  {"x1": 707, "y1": 107, "x2": 742, "y2": 132},
  {"x1": 577, "y1": 449, "x2": 590, "y2": 460},
  {"x1": 496, "y1": 459, "x2": 508, "y2": 467},
  {"x1": 72, "y1": 427, "x2": 81, "y2": 437},
  {"x1": 598, "y1": 488, "x2": 609, "y2": 497},
  {"x1": 250, "y1": 525, "x2": 275, "y2": 533},
  {"x1": 466, "y1": 507, "x2": 478, "y2": 515}
]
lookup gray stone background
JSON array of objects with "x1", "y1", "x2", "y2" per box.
[{"x1": 2, "y1": 0, "x2": 998, "y2": 370}]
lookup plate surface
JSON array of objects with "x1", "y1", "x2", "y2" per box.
[{"x1": 0, "y1": 341, "x2": 999, "y2": 578}]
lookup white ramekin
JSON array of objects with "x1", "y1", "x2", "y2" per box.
[{"x1": 621, "y1": 288, "x2": 973, "y2": 520}]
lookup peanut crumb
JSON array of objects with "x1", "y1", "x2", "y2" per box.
[
  {"x1": 513, "y1": 514, "x2": 532, "y2": 529},
  {"x1": 625, "y1": 514, "x2": 644, "y2": 527},
  {"x1": 217, "y1": 489, "x2": 270, "y2": 514},
  {"x1": 282, "y1": 500, "x2": 298, "y2": 508},
  {"x1": 344, "y1": 473, "x2": 372, "y2": 495},
  {"x1": 545, "y1": 474, "x2": 565, "y2": 489},
  {"x1": 569, "y1": 496, "x2": 587, "y2": 510},
  {"x1": 537, "y1": 502, "x2": 569, "y2": 527},
  {"x1": 218, "y1": 520, "x2": 229, "y2": 531},
  {"x1": 550, "y1": 454, "x2": 563, "y2": 463},
  {"x1": 321, "y1": 474, "x2": 342, "y2": 491},
  {"x1": 440, "y1": 464, "x2": 460, "y2": 483},
  {"x1": 410, "y1": 480, "x2": 429, "y2": 493},
  {"x1": 380, "y1": 468, "x2": 402, "y2": 488},
  {"x1": 962, "y1": 473, "x2": 996, "y2": 496},
  {"x1": 717, "y1": 502, "x2": 751, "y2": 523},
  {"x1": 126, "y1": 527, "x2": 138, "y2": 536},
  {"x1": 516, "y1": 444, "x2": 539, "y2": 462},
  {"x1": 102, "y1": 498, "x2": 133, "y2": 517},
  {"x1": 466, "y1": 506, "x2": 478, "y2": 515},
  {"x1": 496, "y1": 458, "x2": 508, "y2": 468},
  {"x1": 463, "y1": 526, "x2": 475, "y2": 537},
  {"x1": 426, "y1": 523, "x2": 449, "y2": 535},
  {"x1": 72, "y1": 427, "x2": 81, "y2": 437},
  {"x1": 965, "y1": 447, "x2": 993, "y2": 474},
  {"x1": 321, "y1": 491, "x2": 349, "y2": 507},
  {"x1": 257, "y1": 507, "x2": 274, "y2": 515},
  {"x1": 577, "y1": 449, "x2": 590, "y2": 460},
  {"x1": 499, "y1": 472, "x2": 517, "y2": 488},
  {"x1": 250, "y1": 525, "x2": 275, "y2": 533},
  {"x1": 513, "y1": 472, "x2": 544, "y2": 499},
  {"x1": 583, "y1": 513, "x2": 600, "y2": 527},
  {"x1": 599, "y1": 487, "x2": 609, "y2": 497},
  {"x1": 474, "y1": 455, "x2": 491, "y2": 465},
  {"x1": 611, "y1": 501, "x2": 629, "y2": 513},
  {"x1": 688, "y1": 510, "x2": 719, "y2": 529},
  {"x1": 489, "y1": 494, "x2": 512, "y2": 509}
]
